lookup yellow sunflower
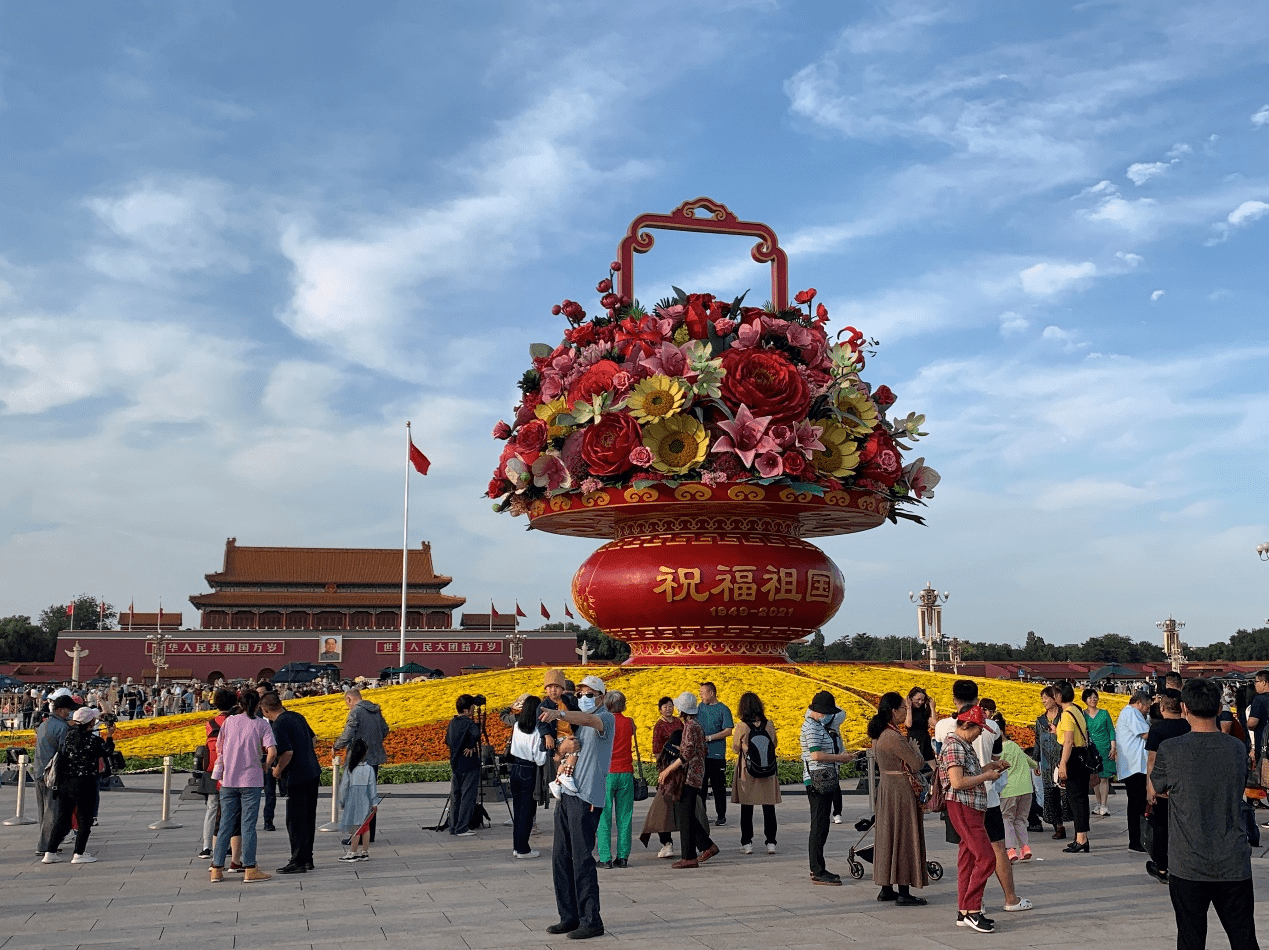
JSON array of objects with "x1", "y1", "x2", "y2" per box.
[
  {"x1": 534, "y1": 397, "x2": 573, "y2": 440},
  {"x1": 810, "y1": 418, "x2": 861, "y2": 478},
  {"x1": 834, "y1": 385, "x2": 879, "y2": 436},
  {"x1": 643, "y1": 414, "x2": 708, "y2": 474},
  {"x1": 626, "y1": 375, "x2": 688, "y2": 423}
]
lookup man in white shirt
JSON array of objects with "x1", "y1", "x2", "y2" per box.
[
  {"x1": 1115, "y1": 690, "x2": 1151, "y2": 853},
  {"x1": 934, "y1": 681, "x2": 1033, "y2": 914}
]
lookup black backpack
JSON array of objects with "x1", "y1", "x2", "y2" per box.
[{"x1": 744, "y1": 718, "x2": 778, "y2": 779}]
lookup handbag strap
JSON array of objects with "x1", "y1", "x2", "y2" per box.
[{"x1": 632, "y1": 719, "x2": 644, "y2": 772}]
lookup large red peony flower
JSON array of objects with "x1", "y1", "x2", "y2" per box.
[
  {"x1": 567, "y1": 359, "x2": 621, "y2": 407},
  {"x1": 718, "y1": 348, "x2": 811, "y2": 425},
  {"x1": 857, "y1": 429, "x2": 903, "y2": 486},
  {"x1": 581, "y1": 413, "x2": 643, "y2": 477},
  {"x1": 513, "y1": 419, "x2": 548, "y2": 455}
]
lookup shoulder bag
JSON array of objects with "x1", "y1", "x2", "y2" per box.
[
  {"x1": 631, "y1": 724, "x2": 649, "y2": 801},
  {"x1": 1073, "y1": 713, "x2": 1104, "y2": 774},
  {"x1": 42, "y1": 751, "x2": 60, "y2": 792}
]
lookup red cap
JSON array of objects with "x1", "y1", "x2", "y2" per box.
[{"x1": 956, "y1": 704, "x2": 987, "y2": 727}]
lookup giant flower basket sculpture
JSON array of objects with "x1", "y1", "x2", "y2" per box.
[{"x1": 488, "y1": 199, "x2": 938, "y2": 664}]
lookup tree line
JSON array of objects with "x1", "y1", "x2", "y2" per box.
[
  {"x1": 789, "y1": 627, "x2": 1269, "y2": 664},
  {"x1": 0, "y1": 594, "x2": 117, "y2": 663}
]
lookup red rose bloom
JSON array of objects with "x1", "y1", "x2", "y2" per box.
[
  {"x1": 794, "y1": 288, "x2": 816, "y2": 305},
  {"x1": 487, "y1": 475, "x2": 510, "y2": 498},
  {"x1": 580, "y1": 413, "x2": 643, "y2": 477},
  {"x1": 782, "y1": 451, "x2": 807, "y2": 477},
  {"x1": 718, "y1": 348, "x2": 811, "y2": 425},
  {"x1": 564, "y1": 323, "x2": 597, "y2": 346},
  {"x1": 514, "y1": 419, "x2": 548, "y2": 455},
  {"x1": 872, "y1": 385, "x2": 897, "y2": 408},
  {"x1": 857, "y1": 430, "x2": 903, "y2": 486},
  {"x1": 567, "y1": 359, "x2": 621, "y2": 406}
]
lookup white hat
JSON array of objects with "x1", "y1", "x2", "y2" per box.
[
  {"x1": 673, "y1": 691, "x2": 699, "y2": 715},
  {"x1": 580, "y1": 674, "x2": 607, "y2": 696},
  {"x1": 51, "y1": 687, "x2": 72, "y2": 700},
  {"x1": 72, "y1": 707, "x2": 100, "y2": 724}
]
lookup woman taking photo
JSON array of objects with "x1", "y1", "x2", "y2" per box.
[
  {"x1": 1081, "y1": 688, "x2": 1116, "y2": 816},
  {"x1": 1034, "y1": 687, "x2": 1072, "y2": 839},
  {"x1": 1055, "y1": 681, "x2": 1092, "y2": 853},
  {"x1": 869, "y1": 692, "x2": 928, "y2": 906},
  {"x1": 731, "y1": 691, "x2": 781, "y2": 855},
  {"x1": 43, "y1": 706, "x2": 115, "y2": 864},
  {"x1": 507, "y1": 694, "x2": 547, "y2": 859},
  {"x1": 938, "y1": 705, "x2": 1001, "y2": 934},
  {"x1": 905, "y1": 687, "x2": 937, "y2": 765}
]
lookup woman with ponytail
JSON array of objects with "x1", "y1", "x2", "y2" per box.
[{"x1": 868, "y1": 691, "x2": 929, "y2": 906}]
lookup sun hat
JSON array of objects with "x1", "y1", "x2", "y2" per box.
[
  {"x1": 580, "y1": 674, "x2": 607, "y2": 696},
  {"x1": 956, "y1": 704, "x2": 987, "y2": 727},
  {"x1": 543, "y1": 669, "x2": 566, "y2": 689},
  {"x1": 72, "y1": 706, "x2": 100, "y2": 724},
  {"x1": 809, "y1": 690, "x2": 839, "y2": 715},
  {"x1": 673, "y1": 691, "x2": 699, "y2": 715}
]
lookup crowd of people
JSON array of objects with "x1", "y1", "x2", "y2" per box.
[{"x1": 13, "y1": 666, "x2": 1261, "y2": 948}]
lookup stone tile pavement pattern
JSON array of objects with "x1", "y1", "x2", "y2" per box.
[{"x1": 2, "y1": 776, "x2": 1268, "y2": 949}]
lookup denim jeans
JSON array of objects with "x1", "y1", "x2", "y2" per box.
[{"x1": 212, "y1": 786, "x2": 262, "y2": 868}]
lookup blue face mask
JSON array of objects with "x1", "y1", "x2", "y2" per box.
[{"x1": 578, "y1": 695, "x2": 597, "y2": 713}]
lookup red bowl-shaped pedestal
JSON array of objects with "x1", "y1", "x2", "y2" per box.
[{"x1": 528, "y1": 483, "x2": 888, "y2": 665}]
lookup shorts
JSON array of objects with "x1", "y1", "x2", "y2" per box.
[{"x1": 984, "y1": 805, "x2": 1005, "y2": 842}]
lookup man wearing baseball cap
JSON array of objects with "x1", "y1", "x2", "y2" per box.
[
  {"x1": 801, "y1": 690, "x2": 853, "y2": 885},
  {"x1": 539, "y1": 674, "x2": 614, "y2": 940},
  {"x1": 43, "y1": 706, "x2": 114, "y2": 865}
]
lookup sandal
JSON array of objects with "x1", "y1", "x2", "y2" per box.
[{"x1": 1003, "y1": 898, "x2": 1034, "y2": 912}]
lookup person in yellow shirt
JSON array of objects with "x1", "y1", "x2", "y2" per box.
[{"x1": 1055, "y1": 681, "x2": 1092, "y2": 853}]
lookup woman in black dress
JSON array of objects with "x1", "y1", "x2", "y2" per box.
[{"x1": 905, "y1": 687, "x2": 937, "y2": 766}]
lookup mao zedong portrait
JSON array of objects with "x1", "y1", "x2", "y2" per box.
[{"x1": 319, "y1": 637, "x2": 342, "y2": 662}]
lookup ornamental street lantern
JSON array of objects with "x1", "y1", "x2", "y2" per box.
[
  {"x1": 910, "y1": 583, "x2": 949, "y2": 672},
  {"x1": 487, "y1": 198, "x2": 940, "y2": 664},
  {"x1": 1157, "y1": 616, "x2": 1186, "y2": 674},
  {"x1": 1257, "y1": 542, "x2": 1269, "y2": 561},
  {"x1": 146, "y1": 633, "x2": 174, "y2": 690},
  {"x1": 947, "y1": 636, "x2": 963, "y2": 675},
  {"x1": 505, "y1": 631, "x2": 525, "y2": 668}
]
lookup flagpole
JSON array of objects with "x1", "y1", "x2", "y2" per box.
[{"x1": 399, "y1": 422, "x2": 411, "y2": 685}]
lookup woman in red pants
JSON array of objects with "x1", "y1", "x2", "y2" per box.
[{"x1": 937, "y1": 705, "x2": 1003, "y2": 934}]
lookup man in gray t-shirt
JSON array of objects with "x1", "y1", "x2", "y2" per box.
[
  {"x1": 1150, "y1": 678, "x2": 1258, "y2": 950},
  {"x1": 539, "y1": 674, "x2": 614, "y2": 940}
]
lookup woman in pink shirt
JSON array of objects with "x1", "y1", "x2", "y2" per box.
[{"x1": 209, "y1": 690, "x2": 276, "y2": 883}]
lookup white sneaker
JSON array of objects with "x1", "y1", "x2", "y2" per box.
[
  {"x1": 71, "y1": 853, "x2": 97, "y2": 864},
  {"x1": 740, "y1": 843, "x2": 753, "y2": 854},
  {"x1": 42, "y1": 852, "x2": 63, "y2": 864},
  {"x1": 502, "y1": 818, "x2": 514, "y2": 826},
  {"x1": 338, "y1": 851, "x2": 359, "y2": 863},
  {"x1": 548, "y1": 780, "x2": 563, "y2": 800},
  {"x1": 832, "y1": 815, "x2": 843, "y2": 824},
  {"x1": 767, "y1": 843, "x2": 777, "y2": 855},
  {"x1": 558, "y1": 774, "x2": 578, "y2": 794},
  {"x1": 657, "y1": 843, "x2": 674, "y2": 859},
  {"x1": 454, "y1": 830, "x2": 477, "y2": 837},
  {"x1": 514, "y1": 850, "x2": 541, "y2": 859}
]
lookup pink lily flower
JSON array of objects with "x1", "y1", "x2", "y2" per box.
[{"x1": 711, "y1": 404, "x2": 779, "y2": 467}]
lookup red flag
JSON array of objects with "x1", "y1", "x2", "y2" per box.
[
  {"x1": 408, "y1": 435, "x2": 431, "y2": 475},
  {"x1": 564, "y1": 604, "x2": 574, "y2": 619},
  {"x1": 515, "y1": 603, "x2": 527, "y2": 619},
  {"x1": 540, "y1": 602, "x2": 551, "y2": 621},
  {"x1": 490, "y1": 603, "x2": 499, "y2": 618},
  {"x1": 65, "y1": 604, "x2": 74, "y2": 617}
]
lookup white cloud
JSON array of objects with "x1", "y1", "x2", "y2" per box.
[
  {"x1": 1082, "y1": 194, "x2": 1159, "y2": 230},
  {"x1": 1252, "y1": 105, "x2": 1269, "y2": 127},
  {"x1": 1115, "y1": 251, "x2": 1144, "y2": 267},
  {"x1": 1020, "y1": 261, "x2": 1097, "y2": 297},
  {"x1": 1034, "y1": 478, "x2": 1153, "y2": 512},
  {"x1": 1150, "y1": 290, "x2": 1165, "y2": 301},
  {"x1": 1040, "y1": 325, "x2": 1086, "y2": 351},
  {"x1": 1227, "y1": 200, "x2": 1269, "y2": 227},
  {"x1": 1127, "y1": 161, "x2": 1170, "y2": 185},
  {"x1": 1166, "y1": 143, "x2": 1192, "y2": 159},
  {"x1": 998, "y1": 311, "x2": 1029, "y2": 336}
]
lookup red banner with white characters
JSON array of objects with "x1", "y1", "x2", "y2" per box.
[
  {"x1": 144, "y1": 640, "x2": 287, "y2": 656},
  {"x1": 375, "y1": 640, "x2": 503, "y2": 655}
]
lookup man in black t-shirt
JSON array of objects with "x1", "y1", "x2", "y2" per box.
[
  {"x1": 1146, "y1": 689, "x2": 1191, "y2": 882},
  {"x1": 445, "y1": 694, "x2": 482, "y2": 836},
  {"x1": 1243, "y1": 671, "x2": 1269, "y2": 761},
  {"x1": 262, "y1": 693, "x2": 321, "y2": 873}
]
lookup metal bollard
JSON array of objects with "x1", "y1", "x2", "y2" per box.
[
  {"x1": 147, "y1": 756, "x2": 183, "y2": 830},
  {"x1": 319, "y1": 754, "x2": 341, "y2": 832},
  {"x1": 2, "y1": 754, "x2": 36, "y2": 826}
]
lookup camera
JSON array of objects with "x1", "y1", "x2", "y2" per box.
[
  {"x1": 100, "y1": 712, "x2": 119, "y2": 725},
  {"x1": 471, "y1": 694, "x2": 487, "y2": 708}
]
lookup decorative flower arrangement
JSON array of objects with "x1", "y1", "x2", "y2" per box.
[{"x1": 487, "y1": 266, "x2": 939, "y2": 515}]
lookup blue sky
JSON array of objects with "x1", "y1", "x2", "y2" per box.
[{"x1": 2, "y1": 1, "x2": 1266, "y2": 648}]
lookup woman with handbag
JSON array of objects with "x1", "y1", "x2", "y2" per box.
[
  {"x1": 1035, "y1": 687, "x2": 1073, "y2": 839},
  {"x1": 731, "y1": 691, "x2": 781, "y2": 855},
  {"x1": 869, "y1": 692, "x2": 929, "y2": 905},
  {"x1": 597, "y1": 690, "x2": 636, "y2": 868},
  {"x1": 1055, "y1": 680, "x2": 1093, "y2": 853},
  {"x1": 1081, "y1": 689, "x2": 1117, "y2": 816}
]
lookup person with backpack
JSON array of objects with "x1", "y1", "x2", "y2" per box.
[
  {"x1": 42, "y1": 706, "x2": 114, "y2": 865},
  {"x1": 731, "y1": 691, "x2": 781, "y2": 855},
  {"x1": 868, "y1": 692, "x2": 929, "y2": 905}
]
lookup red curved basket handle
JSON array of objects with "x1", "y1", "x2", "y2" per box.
[{"x1": 616, "y1": 198, "x2": 788, "y2": 310}]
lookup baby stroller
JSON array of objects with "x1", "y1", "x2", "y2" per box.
[{"x1": 846, "y1": 815, "x2": 943, "y2": 881}]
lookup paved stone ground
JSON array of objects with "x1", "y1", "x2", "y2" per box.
[{"x1": 2, "y1": 776, "x2": 1267, "y2": 949}]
